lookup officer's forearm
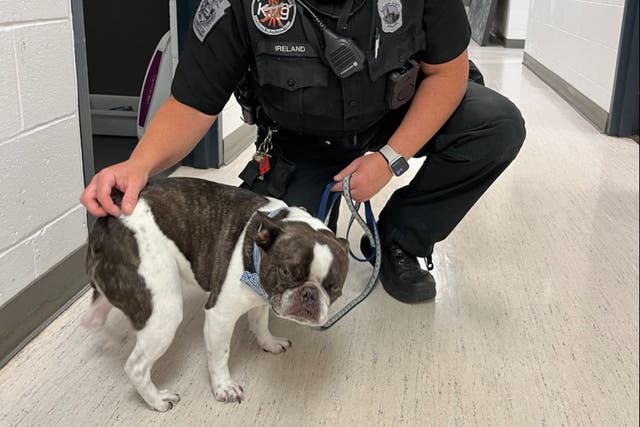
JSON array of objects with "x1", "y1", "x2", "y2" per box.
[
  {"x1": 386, "y1": 50, "x2": 469, "y2": 159},
  {"x1": 129, "y1": 96, "x2": 218, "y2": 175}
]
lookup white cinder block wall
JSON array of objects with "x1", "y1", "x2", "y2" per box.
[
  {"x1": 525, "y1": 0, "x2": 624, "y2": 111},
  {"x1": 0, "y1": 0, "x2": 87, "y2": 306},
  {"x1": 496, "y1": 0, "x2": 532, "y2": 40}
]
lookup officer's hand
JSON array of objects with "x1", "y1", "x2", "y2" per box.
[
  {"x1": 80, "y1": 159, "x2": 150, "y2": 217},
  {"x1": 333, "y1": 153, "x2": 393, "y2": 202}
]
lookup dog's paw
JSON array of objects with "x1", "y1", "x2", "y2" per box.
[
  {"x1": 151, "y1": 390, "x2": 180, "y2": 412},
  {"x1": 213, "y1": 380, "x2": 244, "y2": 403},
  {"x1": 259, "y1": 336, "x2": 292, "y2": 354}
]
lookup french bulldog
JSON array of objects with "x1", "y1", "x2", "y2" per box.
[{"x1": 81, "y1": 177, "x2": 349, "y2": 411}]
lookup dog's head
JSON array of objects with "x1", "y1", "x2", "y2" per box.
[{"x1": 251, "y1": 208, "x2": 349, "y2": 326}]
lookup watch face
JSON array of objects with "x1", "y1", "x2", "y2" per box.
[{"x1": 391, "y1": 157, "x2": 409, "y2": 176}]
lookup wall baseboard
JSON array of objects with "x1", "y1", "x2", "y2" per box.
[
  {"x1": 493, "y1": 31, "x2": 525, "y2": 49},
  {"x1": 0, "y1": 245, "x2": 88, "y2": 368},
  {"x1": 222, "y1": 123, "x2": 256, "y2": 165},
  {"x1": 523, "y1": 52, "x2": 609, "y2": 132}
]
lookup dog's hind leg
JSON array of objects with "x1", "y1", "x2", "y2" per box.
[
  {"x1": 248, "y1": 305, "x2": 292, "y2": 354},
  {"x1": 81, "y1": 287, "x2": 114, "y2": 329},
  {"x1": 124, "y1": 266, "x2": 183, "y2": 412}
]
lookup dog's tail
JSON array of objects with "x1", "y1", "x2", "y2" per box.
[
  {"x1": 82, "y1": 218, "x2": 115, "y2": 330},
  {"x1": 80, "y1": 283, "x2": 114, "y2": 330}
]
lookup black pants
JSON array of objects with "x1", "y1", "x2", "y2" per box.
[{"x1": 244, "y1": 82, "x2": 526, "y2": 258}]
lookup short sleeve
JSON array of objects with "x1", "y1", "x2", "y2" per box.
[
  {"x1": 419, "y1": 0, "x2": 471, "y2": 65},
  {"x1": 171, "y1": 2, "x2": 252, "y2": 115}
]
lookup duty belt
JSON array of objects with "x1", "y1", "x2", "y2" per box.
[{"x1": 274, "y1": 125, "x2": 384, "y2": 152}]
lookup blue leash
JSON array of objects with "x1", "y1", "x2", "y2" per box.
[
  {"x1": 316, "y1": 175, "x2": 382, "y2": 330},
  {"x1": 317, "y1": 182, "x2": 377, "y2": 263}
]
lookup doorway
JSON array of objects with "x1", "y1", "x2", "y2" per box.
[
  {"x1": 71, "y1": 0, "x2": 255, "y2": 214},
  {"x1": 83, "y1": 1, "x2": 170, "y2": 172}
]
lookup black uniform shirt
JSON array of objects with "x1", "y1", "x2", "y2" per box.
[{"x1": 172, "y1": 0, "x2": 470, "y2": 134}]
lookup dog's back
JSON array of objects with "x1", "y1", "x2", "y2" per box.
[{"x1": 84, "y1": 177, "x2": 269, "y2": 329}]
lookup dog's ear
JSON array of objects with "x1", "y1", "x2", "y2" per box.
[{"x1": 255, "y1": 212, "x2": 283, "y2": 250}]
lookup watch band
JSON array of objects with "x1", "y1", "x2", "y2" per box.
[
  {"x1": 378, "y1": 144, "x2": 410, "y2": 177},
  {"x1": 378, "y1": 144, "x2": 402, "y2": 165}
]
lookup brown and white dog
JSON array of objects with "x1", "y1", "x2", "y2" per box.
[{"x1": 81, "y1": 178, "x2": 349, "y2": 411}]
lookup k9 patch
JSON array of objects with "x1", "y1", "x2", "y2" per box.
[
  {"x1": 193, "y1": 0, "x2": 231, "y2": 42},
  {"x1": 377, "y1": 0, "x2": 403, "y2": 33},
  {"x1": 252, "y1": 0, "x2": 296, "y2": 36}
]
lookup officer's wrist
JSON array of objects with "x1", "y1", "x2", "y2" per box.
[
  {"x1": 378, "y1": 144, "x2": 410, "y2": 177},
  {"x1": 374, "y1": 151, "x2": 395, "y2": 176}
]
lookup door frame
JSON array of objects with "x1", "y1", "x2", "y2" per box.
[
  {"x1": 608, "y1": 0, "x2": 639, "y2": 138},
  {"x1": 71, "y1": 0, "x2": 97, "y2": 228}
]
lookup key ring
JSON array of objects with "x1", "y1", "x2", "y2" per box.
[{"x1": 257, "y1": 127, "x2": 277, "y2": 153}]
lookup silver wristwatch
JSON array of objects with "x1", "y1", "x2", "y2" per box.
[{"x1": 378, "y1": 144, "x2": 410, "y2": 177}]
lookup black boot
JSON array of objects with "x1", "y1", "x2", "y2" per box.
[{"x1": 361, "y1": 237, "x2": 436, "y2": 303}]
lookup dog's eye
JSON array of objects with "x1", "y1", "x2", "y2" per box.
[
  {"x1": 279, "y1": 267, "x2": 291, "y2": 278},
  {"x1": 327, "y1": 284, "x2": 340, "y2": 293}
]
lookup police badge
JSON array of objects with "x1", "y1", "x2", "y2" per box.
[{"x1": 377, "y1": 0, "x2": 403, "y2": 33}]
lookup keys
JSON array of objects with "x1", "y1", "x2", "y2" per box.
[
  {"x1": 258, "y1": 155, "x2": 271, "y2": 176},
  {"x1": 253, "y1": 151, "x2": 271, "y2": 180},
  {"x1": 253, "y1": 127, "x2": 277, "y2": 181}
]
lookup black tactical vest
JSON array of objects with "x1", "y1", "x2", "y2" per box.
[{"x1": 239, "y1": 0, "x2": 426, "y2": 137}]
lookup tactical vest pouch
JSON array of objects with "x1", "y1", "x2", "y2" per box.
[
  {"x1": 367, "y1": 25, "x2": 425, "y2": 83},
  {"x1": 254, "y1": 55, "x2": 331, "y2": 125},
  {"x1": 255, "y1": 56, "x2": 328, "y2": 91}
]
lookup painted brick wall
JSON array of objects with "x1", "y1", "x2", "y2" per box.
[
  {"x1": 0, "y1": 0, "x2": 87, "y2": 306},
  {"x1": 495, "y1": 0, "x2": 531, "y2": 40},
  {"x1": 525, "y1": 0, "x2": 624, "y2": 111}
]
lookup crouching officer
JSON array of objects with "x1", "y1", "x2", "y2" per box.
[{"x1": 80, "y1": 0, "x2": 526, "y2": 304}]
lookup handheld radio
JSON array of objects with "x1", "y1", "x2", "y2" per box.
[{"x1": 296, "y1": 0, "x2": 365, "y2": 79}]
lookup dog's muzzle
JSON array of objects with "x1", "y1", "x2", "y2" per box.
[{"x1": 270, "y1": 282, "x2": 330, "y2": 326}]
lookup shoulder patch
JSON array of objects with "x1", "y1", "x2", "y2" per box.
[
  {"x1": 251, "y1": 0, "x2": 296, "y2": 36},
  {"x1": 193, "y1": 0, "x2": 231, "y2": 42},
  {"x1": 377, "y1": 0, "x2": 403, "y2": 34}
]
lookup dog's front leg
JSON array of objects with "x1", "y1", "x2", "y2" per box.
[
  {"x1": 204, "y1": 304, "x2": 245, "y2": 403},
  {"x1": 204, "y1": 284, "x2": 262, "y2": 403},
  {"x1": 248, "y1": 304, "x2": 292, "y2": 354}
]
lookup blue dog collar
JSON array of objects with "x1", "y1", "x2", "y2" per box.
[
  {"x1": 240, "y1": 207, "x2": 285, "y2": 301},
  {"x1": 239, "y1": 271, "x2": 268, "y2": 300}
]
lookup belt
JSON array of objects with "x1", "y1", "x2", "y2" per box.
[{"x1": 273, "y1": 123, "x2": 384, "y2": 152}]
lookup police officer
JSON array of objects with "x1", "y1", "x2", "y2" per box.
[{"x1": 80, "y1": 0, "x2": 526, "y2": 303}]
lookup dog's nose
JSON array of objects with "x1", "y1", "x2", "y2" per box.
[{"x1": 301, "y1": 284, "x2": 318, "y2": 304}]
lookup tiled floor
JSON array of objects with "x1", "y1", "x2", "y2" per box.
[{"x1": 0, "y1": 44, "x2": 638, "y2": 426}]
